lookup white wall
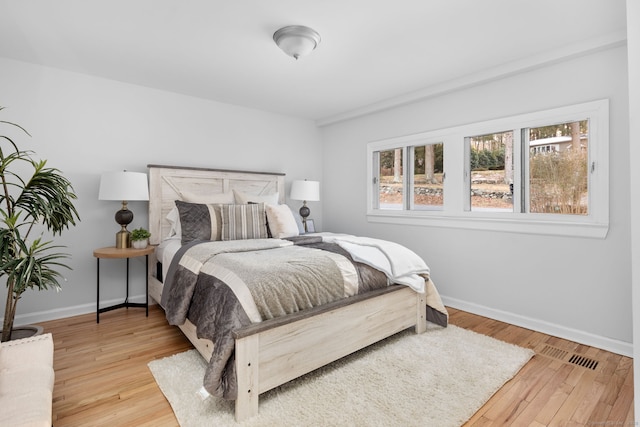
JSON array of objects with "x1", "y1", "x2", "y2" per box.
[
  {"x1": 0, "y1": 57, "x2": 323, "y2": 324},
  {"x1": 320, "y1": 46, "x2": 632, "y2": 355},
  {"x1": 627, "y1": 0, "x2": 640, "y2": 420}
]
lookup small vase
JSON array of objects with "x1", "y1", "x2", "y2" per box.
[{"x1": 132, "y1": 239, "x2": 148, "y2": 249}]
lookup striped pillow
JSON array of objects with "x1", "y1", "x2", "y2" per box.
[{"x1": 220, "y1": 203, "x2": 268, "y2": 240}]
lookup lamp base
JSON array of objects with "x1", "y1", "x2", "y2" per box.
[
  {"x1": 299, "y1": 202, "x2": 311, "y2": 233},
  {"x1": 116, "y1": 228, "x2": 130, "y2": 249},
  {"x1": 114, "y1": 202, "x2": 133, "y2": 248}
]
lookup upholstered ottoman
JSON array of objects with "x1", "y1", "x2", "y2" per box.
[{"x1": 0, "y1": 333, "x2": 54, "y2": 427}]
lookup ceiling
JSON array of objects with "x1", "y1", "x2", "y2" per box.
[{"x1": 0, "y1": 1, "x2": 627, "y2": 124}]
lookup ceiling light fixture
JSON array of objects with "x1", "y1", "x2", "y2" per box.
[{"x1": 273, "y1": 25, "x2": 321, "y2": 60}]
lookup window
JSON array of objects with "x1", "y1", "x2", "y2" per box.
[
  {"x1": 412, "y1": 143, "x2": 444, "y2": 211},
  {"x1": 526, "y1": 120, "x2": 589, "y2": 215},
  {"x1": 367, "y1": 100, "x2": 609, "y2": 238},
  {"x1": 376, "y1": 148, "x2": 404, "y2": 210},
  {"x1": 467, "y1": 131, "x2": 514, "y2": 212},
  {"x1": 373, "y1": 141, "x2": 445, "y2": 211}
]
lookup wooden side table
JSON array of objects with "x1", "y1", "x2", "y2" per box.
[{"x1": 93, "y1": 246, "x2": 155, "y2": 323}]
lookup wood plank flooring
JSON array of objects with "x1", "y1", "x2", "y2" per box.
[
  {"x1": 449, "y1": 308, "x2": 635, "y2": 426},
  {"x1": 39, "y1": 305, "x2": 633, "y2": 426}
]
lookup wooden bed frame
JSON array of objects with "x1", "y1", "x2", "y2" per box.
[{"x1": 146, "y1": 164, "x2": 427, "y2": 422}]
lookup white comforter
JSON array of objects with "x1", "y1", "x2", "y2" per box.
[{"x1": 319, "y1": 233, "x2": 430, "y2": 293}]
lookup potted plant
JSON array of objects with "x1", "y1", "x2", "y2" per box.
[
  {"x1": 0, "y1": 108, "x2": 80, "y2": 341},
  {"x1": 130, "y1": 227, "x2": 150, "y2": 249}
]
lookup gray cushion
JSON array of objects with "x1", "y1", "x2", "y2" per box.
[{"x1": 175, "y1": 200, "x2": 222, "y2": 245}]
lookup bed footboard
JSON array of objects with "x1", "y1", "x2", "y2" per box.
[
  {"x1": 168, "y1": 285, "x2": 425, "y2": 422},
  {"x1": 234, "y1": 286, "x2": 425, "y2": 422}
]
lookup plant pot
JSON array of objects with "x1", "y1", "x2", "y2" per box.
[
  {"x1": 2, "y1": 325, "x2": 44, "y2": 341},
  {"x1": 132, "y1": 239, "x2": 148, "y2": 249}
]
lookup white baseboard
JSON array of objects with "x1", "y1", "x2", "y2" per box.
[
  {"x1": 7, "y1": 294, "x2": 632, "y2": 357},
  {"x1": 442, "y1": 295, "x2": 633, "y2": 357},
  {"x1": 6, "y1": 294, "x2": 150, "y2": 327}
]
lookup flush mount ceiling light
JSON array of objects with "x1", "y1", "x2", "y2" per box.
[{"x1": 273, "y1": 25, "x2": 321, "y2": 60}]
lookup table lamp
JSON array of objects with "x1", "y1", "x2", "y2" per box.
[
  {"x1": 98, "y1": 171, "x2": 149, "y2": 248},
  {"x1": 290, "y1": 179, "x2": 320, "y2": 232}
]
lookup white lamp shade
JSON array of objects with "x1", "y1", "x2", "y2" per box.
[
  {"x1": 290, "y1": 180, "x2": 320, "y2": 202},
  {"x1": 98, "y1": 171, "x2": 149, "y2": 201}
]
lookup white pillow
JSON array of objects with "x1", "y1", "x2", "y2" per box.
[
  {"x1": 233, "y1": 189, "x2": 279, "y2": 205},
  {"x1": 166, "y1": 206, "x2": 181, "y2": 238},
  {"x1": 182, "y1": 191, "x2": 235, "y2": 204},
  {"x1": 265, "y1": 204, "x2": 299, "y2": 238}
]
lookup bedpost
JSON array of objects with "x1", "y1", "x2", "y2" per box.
[
  {"x1": 147, "y1": 250, "x2": 160, "y2": 305},
  {"x1": 235, "y1": 334, "x2": 260, "y2": 422},
  {"x1": 415, "y1": 292, "x2": 427, "y2": 333},
  {"x1": 147, "y1": 166, "x2": 163, "y2": 246}
]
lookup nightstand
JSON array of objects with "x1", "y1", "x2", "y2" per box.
[{"x1": 93, "y1": 246, "x2": 154, "y2": 323}]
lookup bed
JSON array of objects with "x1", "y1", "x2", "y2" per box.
[{"x1": 146, "y1": 164, "x2": 448, "y2": 422}]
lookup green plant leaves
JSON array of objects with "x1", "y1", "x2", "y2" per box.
[{"x1": 0, "y1": 109, "x2": 81, "y2": 340}]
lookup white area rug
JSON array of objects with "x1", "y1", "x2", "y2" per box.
[{"x1": 148, "y1": 325, "x2": 534, "y2": 427}]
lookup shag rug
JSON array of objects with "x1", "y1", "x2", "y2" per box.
[{"x1": 148, "y1": 324, "x2": 534, "y2": 427}]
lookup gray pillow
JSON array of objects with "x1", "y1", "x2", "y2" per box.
[{"x1": 175, "y1": 200, "x2": 223, "y2": 245}]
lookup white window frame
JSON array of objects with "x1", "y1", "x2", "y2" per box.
[{"x1": 367, "y1": 99, "x2": 609, "y2": 238}]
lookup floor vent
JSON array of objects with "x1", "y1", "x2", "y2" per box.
[
  {"x1": 568, "y1": 354, "x2": 599, "y2": 370},
  {"x1": 535, "y1": 344, "x2": 600, "y2": 371},
  {"x1": 538, "y1": 345, "x2": 569, "y2": 360}
]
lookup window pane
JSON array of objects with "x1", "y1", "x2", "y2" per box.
[
  {"x1": 528, "y1": 120, "x2": 588, "y2": 215},
  {"x1": 378, "y1": 148, "x2": 404, "y2": 210},
  {"x1": 469, "y1": 131, "x2": 514, "y2": 212},
  {"x1": 413, "y1": 143, "x2": 443, "y2": 210}
]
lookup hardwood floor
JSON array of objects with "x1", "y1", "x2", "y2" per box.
[
  {"x1": 41, "y1": 305, "x2": 633, "y2": 426},
  {"x1": 48, "y1": 306, "x2": 191, "y2": 426},
  {"x1": 449, "y1": 308, "x2": 635, "y2": 426}
]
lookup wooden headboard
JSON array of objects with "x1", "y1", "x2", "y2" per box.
[{"x1": 147, "y1": 164, "x2": 285, "y2": 245}]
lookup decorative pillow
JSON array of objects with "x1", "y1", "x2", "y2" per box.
[
  {"x1": 174, "y1": 200, "x2": 224, "y2": 245},
  {"x1": 265, "y1": 204, "x2": 299, "y2": 238},
  {"x1": 182, "y1": 191, "x2": 235, "y2": 204},
  {"x1": 220, "y1": 203, "x2": 268, "y2": 241},
  {"x1": 233, "y1": 189, "x2": 279, "y2": 205},
  {"x1": 166, "y1": 191, "x2": 234, "y2": 240}
]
